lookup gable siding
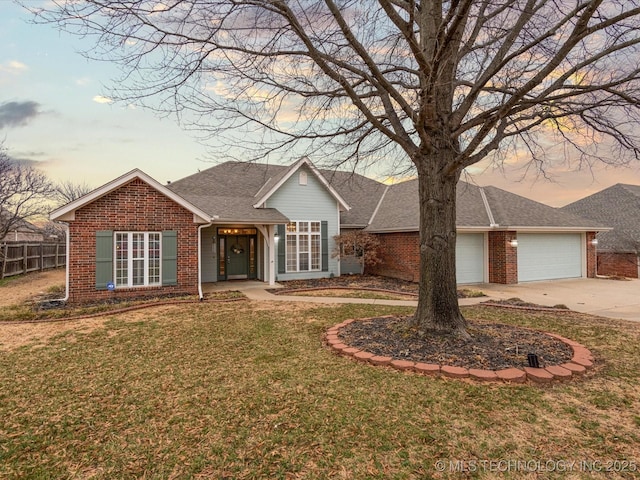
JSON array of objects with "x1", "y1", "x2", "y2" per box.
[
  {"x1": 67, "y1": 178, "x2": 199, "y2": 302},
  {"x1": 266, "y1": 165, "x2": 341, "y2": 280}
]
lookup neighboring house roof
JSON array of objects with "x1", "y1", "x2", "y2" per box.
[
  {"x1": 561, "y1": 183, "x2": 640, "y2": 252},
  {"x1": 0, "y1": 209, "x2": 43, "y2": 240},
  {"x1": 50, "y1": 169, "x2": 212, "y2": 223},
  {"x1": 366, "y1": 179, "x2": 606, "y2": 233}
]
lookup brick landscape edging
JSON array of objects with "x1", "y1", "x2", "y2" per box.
[
  {"x1": 0, "y1": 297, "x2": 247, "y2": 325},
  {"x1": 325, "y1": 318, "x2": 594, "y2": 384}
]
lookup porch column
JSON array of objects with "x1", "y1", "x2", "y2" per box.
[{"x1": 268, "y1": 224, "x2": 276, "y2": 285}]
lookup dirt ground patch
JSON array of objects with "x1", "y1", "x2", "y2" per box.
[{"x1": 0, "y1": 269, "x2": 65, "y2": 307}]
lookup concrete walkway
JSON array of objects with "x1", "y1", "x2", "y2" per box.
[
  {"x1": 204, "y1": 281, "x2": 422, "y2": 307},
  {"x1": 204, "y1": 277, "x2": 640, "y2": 323}
]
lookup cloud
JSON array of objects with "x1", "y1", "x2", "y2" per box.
[
  {"x1": 0, "y1": 60, "x2": 28, "y2": 76},
  {"x1": 92, "y1": 95, "x2": 113, "y2": 104},
  {"x1": 0, "y1": 101, "x2": 42, "y2": 129}
]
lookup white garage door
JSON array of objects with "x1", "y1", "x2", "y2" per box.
[
  {"x1": 517, "y1": 233, "x2": 582, "y2": 282},
  {"x1": 456, "y1": 233, "x2": 485, "y2": 284}
]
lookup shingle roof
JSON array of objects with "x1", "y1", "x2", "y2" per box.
[
  {"x1": 366, "y1": 180, "x2": 604, "y2": 232},
  {"x1": 166, "y1": 162, "x2": 290, "y2": 223},
  {"x1": 483, "y1": 185, "x2": 604, "y2": 229},
  {"x1": 167, "y1": 161, "x2": 379, "y2": 225},
  {"x1": 321, "y1": 170, "x2": 386, "y2": 227},
  {"x1": 561, "y1": 184, "x2": 640, "y2": 252},
  {"x1": 166, "y1": 160, "x2": 605, "y2": 232}
]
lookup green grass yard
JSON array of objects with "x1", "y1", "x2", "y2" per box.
[{"x1": 0, "y1": 298, "x2": 639, "y2": 479}]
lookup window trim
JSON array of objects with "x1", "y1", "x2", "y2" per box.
[
  {"x1": 285, "y1": 221, "x2": 321, "y2": 273},
  {"x1": 114, "y1": 231, "x2": 162, "y2": 288}
]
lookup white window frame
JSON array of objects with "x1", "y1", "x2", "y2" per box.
[
  {"x1": 285, "y1": 221, "x2": 321, "y2": 272},
  {"x1": 114, "y1": 232, "x2": 162, "y2": 287}
]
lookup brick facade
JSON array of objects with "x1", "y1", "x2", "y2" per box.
[
  {"x1": 367, "y1": 232, "x2": 420, "y2": 282},
  {"x1": 368, "y1": 230, "x2": 598, "y2": 284},
  {"x1": 597, "y1": 251, "x2": 639, "y2": 278},
  {"x1": 488, "y1": 231, "x2": 518, "y2": 284},
  {"x1": 586, "y1": 232, "x2": 597, "y2": 279},
  {"x1": 67, "y1": 178, "x2": 200, "y2": 303}
]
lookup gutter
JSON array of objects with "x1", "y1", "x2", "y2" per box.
[{"x1": 197, "y1": 222, "x2": 213, "y2": 300}]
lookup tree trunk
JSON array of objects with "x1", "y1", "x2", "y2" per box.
[{"x1": 411, "y1": 150, "x2": 469, "y2": 338}]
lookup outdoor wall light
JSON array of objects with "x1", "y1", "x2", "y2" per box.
[
  {"x1": 509, "y1": 239, "x2": 518, "y2": 247},
  {"x1": 591, "y1": 238, "x2": 599, "y2": 246},
  {"x1": 274, "y1": 231, "x2": 280, "y2": 242}
]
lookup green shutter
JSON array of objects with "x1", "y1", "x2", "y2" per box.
[
  {"x1": 162, "y1": 230, "x2": 178, "y2": 286},
  {"x1": 96, "y1": 230, "x2": 113, "y2": 290},
  {"x1": 321, "y1": 221, "x2": 329, "y2": 272},
  {"x1": 277, "y1": 224, "x2": 286, "y2": 274}
]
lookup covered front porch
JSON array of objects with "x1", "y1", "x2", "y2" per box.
[{"x1": 199, "y1": 224, "x2": 280, "y2": 287}]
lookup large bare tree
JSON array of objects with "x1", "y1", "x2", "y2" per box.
[
  {"x1": 0, "y1": 142, "x2": 55, "y2": 241},
  {"x1": 35, "y1": 1, "x2": 640, "y2": 336}
]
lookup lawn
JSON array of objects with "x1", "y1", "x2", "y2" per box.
[{"x1": 0, "y1": 290, "x2": 639, "y2": 478}]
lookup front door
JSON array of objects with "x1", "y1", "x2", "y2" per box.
[
  {"x1": 226, "y1": 235, "x2": 248, "y2": 279},
  {"x1": 217, "y1": 229, "x2": 258, "y2": 281}
]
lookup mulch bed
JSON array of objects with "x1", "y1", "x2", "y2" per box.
[
  {"x1": 273, "y1": 275, "x2": 418, "y2": 293},
  {"x1": 483, "y1": 297, "x2": 569, "y2": 310},
  {"x1": 338, "y1": 316, "x2": 574, "y2": 371},
  {"x1": 272, "y1": 275, "x2": 481, "y2": 298}
]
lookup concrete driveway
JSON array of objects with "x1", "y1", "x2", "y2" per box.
[{"x1": 477, "y1": 277, "x2": 640, "y2": 322}]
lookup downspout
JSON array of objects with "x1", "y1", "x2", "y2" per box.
[
  {"x1": 198, "y1": 223, "x2": 213, "y2": 300},
  {"x1": 48, "y1": 223, "x2": 70, "y2": 303}
]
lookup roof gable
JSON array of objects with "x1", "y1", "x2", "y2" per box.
[
  {"x1": 252, "y1": 157, "x2": 350, "y2": 212},
  {"x1": 50, "y1": 169, "x2": 212, "y2": 223}
]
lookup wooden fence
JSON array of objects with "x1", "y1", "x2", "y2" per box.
[{"x1": 0, "y1": 242, "x2": 67, "y2": 279}]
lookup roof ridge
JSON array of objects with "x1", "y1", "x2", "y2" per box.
[
  {"x1": 479, "y1": 187, "x2": 498, "y2": 227},
  {"x1": 367, "y1": 184, "x2": 390, "y2": 226}
]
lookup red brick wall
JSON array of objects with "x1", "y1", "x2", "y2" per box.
[
  {"x1": 597, "y1": 252, "x2": 639, "y2": 278},
  {"x1": 369, "y1": 231, "x2": 519, "y2": 285},
  {"x1": 367, "y1": 232, "x2": 420, "y2": 282},
  {"x1": 67, "y1": 178, "x2": 200, "y2": 302},
  {"x1": 586, "y1": 232, "x2": 597, "y2": 278},
  {"x1": 488, "y1": 231, "x2": 518, "y2": 284}
]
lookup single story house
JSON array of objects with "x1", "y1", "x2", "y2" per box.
[
  {"x1": 561, "y1": 183, "x2": 640, "y2": 278},
  {"x1": 50, "y1": 158, "x2": 607, "y2": 303}
]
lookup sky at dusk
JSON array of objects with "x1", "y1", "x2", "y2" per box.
[{"x1": 3, "y1": 2, "x2": 640, "y2": 207}]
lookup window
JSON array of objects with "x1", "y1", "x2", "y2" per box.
[
  {"x1": 286, "y1": 221, "x2": 321, "y2": 272},
  {"x1": 115, "y1": 232, "x2": 161, "y2": 287}
]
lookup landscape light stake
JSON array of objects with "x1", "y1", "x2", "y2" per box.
[{"x1": 527, "y1": 353, "x2": 540, "y2": 368}]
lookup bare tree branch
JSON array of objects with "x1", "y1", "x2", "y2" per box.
[
  {"x1": 30, "y1": 0, "x2": 640, "y2": 334},
  {"x1": 0, "y1": 142, "x2": 55, "y2": 241}
]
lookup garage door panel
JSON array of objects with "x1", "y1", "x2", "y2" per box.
[
  {"x1": 517, "y1": 234, "x2": 582, "y2": 282},
  {"x1": 456, "y1": 233, "x2": 484, "y2": 284}
]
